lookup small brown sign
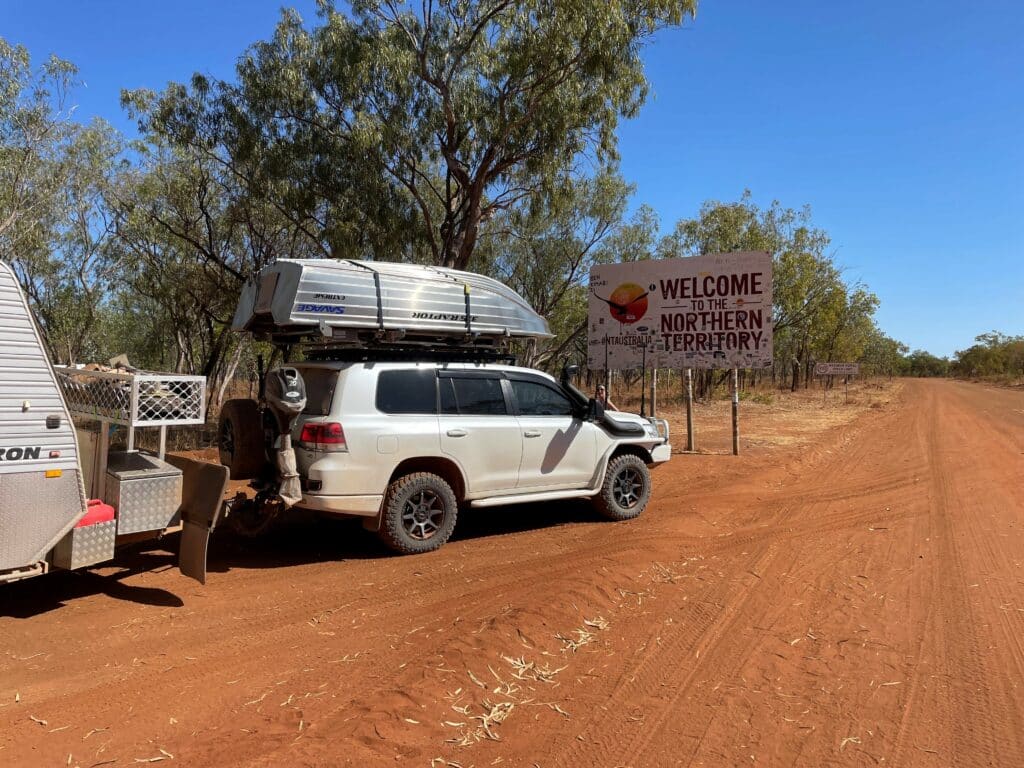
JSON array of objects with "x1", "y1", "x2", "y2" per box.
[{"x1": 815, "y1": 362, "x2": 859, "y2": 376}]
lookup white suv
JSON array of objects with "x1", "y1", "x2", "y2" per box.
[{"x1": 219, "y1": 361, "x2": 670, "y2": 554}]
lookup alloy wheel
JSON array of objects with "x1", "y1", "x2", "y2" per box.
[
  {"x1": 402, "y1": 490, "x2": 445, "y2": 540},
  {"x1": 613, "y1": 468, "x2": 644, "y2": 509}
]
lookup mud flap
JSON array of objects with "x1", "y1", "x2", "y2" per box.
[{"x1": 165, "y1": 455, "x2": 229, "y2": 584}]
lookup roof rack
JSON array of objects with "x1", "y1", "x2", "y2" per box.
[
  {"x1": 233, "y1": 259, "x2": 551, "y2": 352},
  {"x1": 301, "y1": 344, "x2": 517, "y2": 365}
]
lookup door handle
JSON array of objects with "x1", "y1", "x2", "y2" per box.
[
  {"x1": 524, "y1": 430, "x2": 542, "y2": 438},
  {"x1": 446, "y1": 429, "x2": 468, "y2": 437}
]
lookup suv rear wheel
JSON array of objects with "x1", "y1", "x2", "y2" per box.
[
  {"x1": 593, "y1": 454, "x2": 651, "y2": 521},
  {"x1": 379, "y1": 472, "x2": 458, "y2": 554}
]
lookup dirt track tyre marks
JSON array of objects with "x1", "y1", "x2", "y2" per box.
[
  {"x1": 195, "y1": 540, "x2": 705, "y2": 762},
  {"x1": 886, "y1": 382, "x2": 1020, "y2": 768},
  {"x1": 923, "y1": 414, "x2": 1000, "y2": 765},
  {"x1": 539, "y1": 382, "x2": 978, "y2": 768},
  {"x1": 4, "y1": 404, "x2": 909, "y2": 767},
  {"x1": 946, "y1": 419, "x2": 1024, "y2": 764},
  {"x1": 548, "y1": 453, "x2": 918, "y2": 767},
  {"x1": 884, "y1": 390, "x2": 944, "y2": 768},
  {"x1": 905, "y1": 385, "x2": 1024, "y2": 766},
  {"x1": 0, "y1": 394, "x2": 895, "y2": 768},
  {"x1": 545, "y1": 541, "x2": 791, "y2": 768},
  {"x1": 8, "y1": 381, "x2": 1024, "y2": 768}
]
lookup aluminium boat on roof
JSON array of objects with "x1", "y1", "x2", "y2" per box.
[{"x1": 233, "y1": 259, "x2": 552, "y2": 349}]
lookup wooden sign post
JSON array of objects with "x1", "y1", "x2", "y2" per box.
[
  {"x1": 731, "y1": 368, "x2": 740, "y2": 456},
  {"x1": 815, "y1": 363, "x2": 859, "y2": 406},
  {"x1": 685, "y1": 367, "x2": 695, "y2": 451}
]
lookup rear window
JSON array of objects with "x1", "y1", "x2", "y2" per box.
[
  {"x1": 376, "y1": 369, "x2": 437, "y2": 414},
  {"x1": 301, "y1": 368, "x2": 339, "y2": 416}
]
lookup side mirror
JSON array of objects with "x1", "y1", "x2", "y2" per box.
[{"x1": 588, "y1": 397, "x2": 605, "y2": 422}]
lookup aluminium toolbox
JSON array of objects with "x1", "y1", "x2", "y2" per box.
[
  {"x1": 52, "y1": 500, "x2": 116, "y2": 570},
  {"x1": 103, "y1": 451, "x2": 182, "y2": 534}
]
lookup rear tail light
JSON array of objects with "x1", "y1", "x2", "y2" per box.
[{"x1": 299, "y1": 422, "x2": 348, "y2": 452}]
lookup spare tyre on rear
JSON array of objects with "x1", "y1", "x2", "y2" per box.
[{"x1": 218, "y1": 399, "x2": 265, "y2": 480}]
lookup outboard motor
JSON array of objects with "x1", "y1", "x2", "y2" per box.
[{"x1": 264, "y1": 367, "x2": 307, "y2": 506}]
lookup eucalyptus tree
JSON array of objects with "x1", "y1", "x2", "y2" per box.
[
  {"x1": 105, "y1": 135, "x2": 307, "y2": 393},
  {"x1": 659, "y1": 192, "x2": 879, "y2": 390},
  {"x1": 475, "y1": 168, "x2": 655, "y2": 368},
  {"x1": 861, "y1": 332, "x2": 909, "y2": 378},
  {"x1": 24, "y1": 121, "x2": 123, "y2": 364},
  {"x1": 905, "y1": 350, "x2": 950, "y2": 378},
  {"x1": 129, "y1": 0, "x2": 697, "y2": 271},
  {"x1": 814, "y1": 285, "x2": 880, "y2": 363},
  {"x1": 953, "y1": 332, "x2": 1024, "y2": 378},
  {"x1": 0, "y1": 38, "x2": 125, "y2": 362},
  {"x1": 0, "y1": 38, "x2": 77, "y2": 258}
]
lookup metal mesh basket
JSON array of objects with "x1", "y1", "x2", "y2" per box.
[{"x1": 56, "y1": 369, "x2": 206, "y2": 427}]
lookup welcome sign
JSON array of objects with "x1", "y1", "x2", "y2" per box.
[{"x1": 587, "y1": 251, "x2": 773, "y2": 371}]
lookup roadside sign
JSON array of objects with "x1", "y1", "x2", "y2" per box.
[
  {"x1": 587, "y1": 252, "x2": 773, "y2": 371},
  {"x1": 815, "y1": 363, "x2": 860, "y2": 376}
]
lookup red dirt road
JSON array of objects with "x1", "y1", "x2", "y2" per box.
[{"x1": 2, "y1": 379, "x2": 1023, "y2": 767}]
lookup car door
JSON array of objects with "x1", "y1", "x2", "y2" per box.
[
  {"x1": 438, "y1": 372, "x2": 523, "y2": 495},
  {"x1": 509, "y1": 377, "x2": 598, "y2": 490}
]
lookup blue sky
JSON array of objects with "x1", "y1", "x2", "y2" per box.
[{"x1": 4, "y1": 0, "x2": 1022, "y2": 356}]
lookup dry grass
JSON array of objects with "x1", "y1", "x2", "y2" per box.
[
  {"x1": 502, "y1": 655, "x2": 566, "y2": 684},
  {"x1": 624, "y1": 378, "x2": 904, "y2": 453},
  {"x1": 153, "y1": 375, "x2": 905, "y2": 456},
  {"x1": 442, "y1": 625, "x2": 596, "y2": 751}
]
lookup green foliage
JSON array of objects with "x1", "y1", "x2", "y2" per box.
[
  {"x1": 905, "y1": 350, "x2": 950, "y2": 378},
  {"x1": 860, "y1": 333, "x2": 909, "y2": 377},
  {"x1": 1, "y1": 37, "x2": 124, "y2": 363},
  {"x1": 952, "y1": 331, "x2": 1024, "y2": 379},
  {"x1": 0, "y1": 38, "x2": 79, "y2": 254},
  {"x1": 474, "y1": 168, "x2": 649, "y2": 367},
  {"x1": 5, "y1": 30, "x2": 945, "y2": 397},
  {"x1": 128, "y1": 0, "x2": 697, "y2": 270},
  {"x1": 662, "y1": 191, "x2": 887, "y2": 389}
]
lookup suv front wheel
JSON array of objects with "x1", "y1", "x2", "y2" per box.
[
  {"x1": 593, "y1": 454, "x2": 652, "y2": 521},
  {"x1": 379, "y1": 472, "x2": 459, "y2": 554}
]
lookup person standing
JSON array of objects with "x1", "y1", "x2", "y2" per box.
[{"x1": 595, "y1": 384, "x2": 617, "y2": 411}]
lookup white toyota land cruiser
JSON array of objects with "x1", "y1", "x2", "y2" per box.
[{"x1": 219, "y1": 360, "x2": 670, "y2": 554}]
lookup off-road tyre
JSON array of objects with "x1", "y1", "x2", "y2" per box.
[
  {"x1": 378, "y1": 472, "x2": 458, "y2": 555},
  {"x1": 593, "y1": 453, "x2": 652, "y2": 521},
  {"x1": 218, "y1": 399, "x2": 265, "y2": 480}
]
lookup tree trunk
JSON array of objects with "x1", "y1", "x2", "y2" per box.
[
  {"x1": 215, "y1": 337, "x2": 246, "y2": 412},
  {"x1": 175, "y1": 331, "x2": 188, "y2": 373}
]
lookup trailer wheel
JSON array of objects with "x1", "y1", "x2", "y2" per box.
[
  {"x1": 218, "y1": 399, "x2": 265, "y2": 480},
  {"x1": 593, "y1": 454, "x2": 651, "y2": 521},
  {"x1": 378, "y1": 473, "x2": 458, "y2": 555}
]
